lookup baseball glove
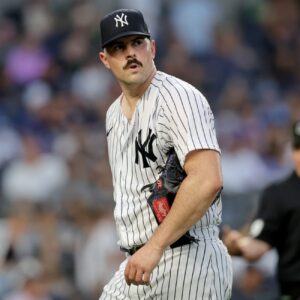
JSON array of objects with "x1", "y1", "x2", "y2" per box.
[{"x1": 142, "y1": 147, "x2": 197, "y2": 248}]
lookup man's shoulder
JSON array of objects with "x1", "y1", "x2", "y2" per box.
[
  {"x1": 106, "y1": 96, "x2": 121, "y2": 119},
  {"x1": 156, "y1": 71, "x2": 204, "y2": 102},
  {"x1": 157, "y1": 71, "x2": 194, "y2": 90},
  {"x1": 263, "y1": 172, "x2": 295, "y2": 198}
]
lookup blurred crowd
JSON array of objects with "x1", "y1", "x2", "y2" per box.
[{"x1": 0, "y1": 0, "x2": 299, "y2": 299}]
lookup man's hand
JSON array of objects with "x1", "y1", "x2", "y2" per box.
[
  {"x1": 222, "y1": 225, "x2": 243, "y2": 256},
  {"x1": 237, "y1": 236, "x2": 271, "y2": 262},
  {"x1": 124, "y1": 242, "x2": 164, "y2": 285},
  {"x1": 222, "y1": 225, "x2": 271, "y2": 261}
]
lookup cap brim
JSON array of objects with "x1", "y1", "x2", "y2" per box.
[{"x1": 102, "y1": 32, "x2": 150, "y2": 48}]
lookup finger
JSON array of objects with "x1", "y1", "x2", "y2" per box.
[
  {"x1": 124, "y1": 264, "x2": 133, "y2": 285},
  {"x1": 129, "y1": 269, "x2": 145, "y2": 286},
  {"x1": 142, "y1": 271, "x2": 151, "y2": 285},
  {"x1": 124, "y1": 263, "x2": 130, "y2": 279},
  {"x1": 127, "y1": 265, "x2": 137, "y2": 285},
  {"x1": 238, "y1": 236, "x2": 251, "y2": 249},
  {"x1": 135, "y1": 269, "x2": 143, "y2": 284}
]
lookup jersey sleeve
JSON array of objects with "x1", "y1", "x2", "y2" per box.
[
  {"x1": 159, "y1": 80, "x2": 220, "y2": 166},
  {"x1": 249, "y1": 186, "x2": 283, "y2": 247}
]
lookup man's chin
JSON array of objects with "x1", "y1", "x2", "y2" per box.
[{"x1": 124, "y1": 72, "x2": 145, "y2": 83}]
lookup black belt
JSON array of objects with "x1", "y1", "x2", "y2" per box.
[
  {"x1": 120, "y1": 235, "x2": 197, "y2": 256},
  {"x1": 120, "y1": 244, "x2": 144, "y2": 255}
]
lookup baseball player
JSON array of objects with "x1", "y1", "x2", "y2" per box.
[
  {"x1": 223, "y1": 120, "x2": 300, "y2": 300},
  {"x1": 98, "y1": 8, "x2": 232, "y2": 300}
]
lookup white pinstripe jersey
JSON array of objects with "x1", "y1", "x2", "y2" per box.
[{"x1": 106, "y1": 71, "x2": 222, "y2": 249}]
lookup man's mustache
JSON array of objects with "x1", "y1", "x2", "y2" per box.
[{"x1": 123, "y1": 58, "x2": 143, "y2": 70}]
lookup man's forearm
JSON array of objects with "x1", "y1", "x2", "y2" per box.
[
  {"x1": 223, "y1": 228, "x2": 271, "y2": 261},
  {"x1": 147, "y1": 172, "x2": 222, "y2": 250},
  {"x1": 238, "y1": 237, "x2": 271, "y2": 262}
]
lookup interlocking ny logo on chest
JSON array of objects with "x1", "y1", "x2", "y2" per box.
[
  {"x1": 135, "y1": 129, "x2": 157, "y2": 168},
  {"x1": 114, "y1": 13, "x2": 128, "y2": 28}
]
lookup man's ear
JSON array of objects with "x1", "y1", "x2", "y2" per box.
[
  {"x1": 99, "y1": 51, "x2": 110, "y2": 69},
  {"x1": 151, "y1": 40, "x2": 156, "y2": 60}
]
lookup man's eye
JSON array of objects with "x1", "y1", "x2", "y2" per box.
[
  {"x1": 113, "y1": 45, "x2": 123, "y2": 51},
  {"x1": 110, "y1": 44, "x2": 125, "y2": 52},
  {"x1": 133, "y1": 39, "x2": 143, "y2": 46}
]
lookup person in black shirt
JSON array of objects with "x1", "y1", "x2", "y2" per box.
[{"x1": 224, "y1": 120, "x2": 300, "y2": 300}]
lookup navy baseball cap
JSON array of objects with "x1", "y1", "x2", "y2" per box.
[
  {"x1": 100, "y1": 9, "x2": 150, "y2": 48},
  {"x1": 292, "y1": 120, "x2": 300, "y2": 149}
]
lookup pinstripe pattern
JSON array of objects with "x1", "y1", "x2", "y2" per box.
[
  {"x1": 101, "y1": 71, "x2": 232, "y2": 299},
  {"x1": 100, "y1": 232, "x2": 232, "y2": 300}
]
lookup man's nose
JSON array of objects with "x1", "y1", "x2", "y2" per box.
[{"x1": 125, "y1": 45, "x2": 135, "y2": 57}]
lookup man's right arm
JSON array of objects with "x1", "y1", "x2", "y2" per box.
[{"x1": 223, "y1": 227, "x2": 271, "y2": 262}]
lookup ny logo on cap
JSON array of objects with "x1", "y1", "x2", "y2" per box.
[{"x1": 114, "y1": 13, "x2": 129, "y2": 28}]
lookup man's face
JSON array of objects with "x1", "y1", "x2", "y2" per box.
[{"x1": 99, "y1": 35, "x2": 156, "y2": 86}]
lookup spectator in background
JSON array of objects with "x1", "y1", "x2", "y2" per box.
[
  {"x1": 1, "y1": 133, "x2": 69, "y2": 203},
  {"x1": 72, "y1": 199, "x2": 122, "y2": 299},
  {"x1": 169, "y1": 0, "x2": 222, "y2": 55},
  {"x1": 4, "y1": 33, "x2": 50, "y2": 85},
  {"x1": 217, "y1": 110, "x2": 268, "y2": 194},
  {"x1": 0, "y1": 114, "x2": 21, "y2": 172},
  {"x1": 230, "y1": 250, "x2": 278, "y2": 300},
  {"x1": 3, "y1": 257, "x2": 54, "y2": 300},
  {"x1": 223, "y1": 120, "x2": 300, "y2": 300}
]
